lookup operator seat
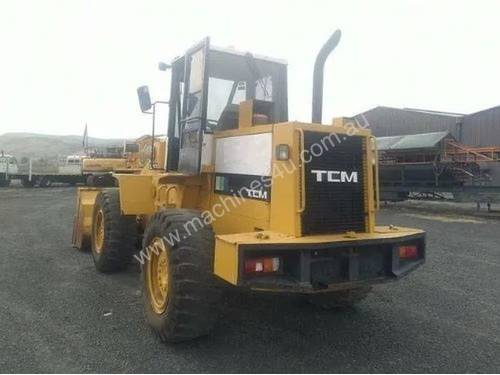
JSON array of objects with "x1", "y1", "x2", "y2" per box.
[
  {"x1": 218, "y1": 104, "x2": 240, "y2": 130},
  {"x1": 217, "y1": 101, "x2": 272, "y2": 131}
]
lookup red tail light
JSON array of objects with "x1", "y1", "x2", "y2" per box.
[
  {"x1": 244, "y1": 257, "x2": 281, "y2": 275},
  {"x1": 399, "y1": 245, "x2": 418, "y2": 259}
]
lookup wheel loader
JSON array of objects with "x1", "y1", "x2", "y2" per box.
[
  {"x1": 72, "y1": 30, "x2": 425, "y2": 342},
  {"x1": 82, "y1": 137, "x2": 166, "y2": 186}
]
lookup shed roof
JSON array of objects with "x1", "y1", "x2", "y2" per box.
[
  {"x1": 355, "y1": 106, "x2": 463, "y2": 138},
  {"x1": 377, "y1": 131, "x2": 451, "y2": 151}
]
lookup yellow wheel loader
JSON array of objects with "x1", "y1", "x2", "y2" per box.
[
  {"x1": 82, "y1": 137, "x2": 167, "y2": 186},
  {"x1": 72, "y1": 30, "x2": 425, "y2": 342}
]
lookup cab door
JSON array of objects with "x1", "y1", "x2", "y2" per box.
[{"x1": 178, "y1": 38, "x2": 210, "y2": 175}]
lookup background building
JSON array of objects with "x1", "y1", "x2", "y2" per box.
[{"x1": 356, "y1": 105, "x2": 500, "y2": 147}]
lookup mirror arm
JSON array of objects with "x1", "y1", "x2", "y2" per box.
[
  {"x1": 141, "y1": 101, "x2": 169, "y2": 114},
  {"x1": 142, "y1": 100, "x2": 170, "y2": 169}
]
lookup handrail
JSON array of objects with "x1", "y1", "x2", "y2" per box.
[
  {"x1": 295, "y1": 128, "x2": 306, "y2": 213},
  {"x1": 371, "y1": 136, "x2": 380, "y2": 210}
]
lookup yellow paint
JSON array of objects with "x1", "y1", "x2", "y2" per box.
[
  {"x1": 210, "y1": 193, "x2": 270, "y2": 234},
  {"x1": 71, "y1": 188, "x2": 101, "y2": 249},
  {"x1": 82, "y1": 158, "x2": 128, "y2": 173},
  {"x1": 214, "y1": 124, "x2": 273, "y2": 139},
  {"x1": 270, "y1": 125, "x2": 302, "y2": 236},
  {"x1": 217, "y1": 226, "x2": 424, "y2": 247},
  {"x1": 238, "y1": 100, "x2": 254, "y2": 129},
  {"x1": 214, "y1": 237, "x2": 239, "y2": 284},
  {"x1": 115, "y1": 174, "x2": 155, "y2": 215},
  {"x1": 145, "y1": 237, "x2": 170, "y2": 314}
]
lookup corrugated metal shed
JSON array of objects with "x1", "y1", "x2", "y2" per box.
[
  {"x1": 377, "y1": 131, "x2": 450, "y2": 151},
  {"x1": 357, "y1": 105, "x2": 500, "y2": 148},
  {"x1": 356, "y1": 106, "x2": 464, "y2": 138},
  {"x1": 462, "y1": 105, "x2": 500, "y2": 147}
]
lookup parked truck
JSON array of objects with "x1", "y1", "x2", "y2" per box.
[
  {"x1": 0, "y1": 152, "x2": 18, "y2": 187},
  {"x1": 0, "y1": 155, "x2": 86, "y2": 187}
]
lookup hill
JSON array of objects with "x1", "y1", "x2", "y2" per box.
[{"x1": 0, "y1": 132, "x2": 127, "y2": 159}]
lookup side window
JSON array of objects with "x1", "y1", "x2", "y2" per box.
[
  {"x1": 255, "y1": 75, "x2": 273, "y2": 101},
  {"x1": 185, "y1": 49, "x2": 204, "y2": 118},
  {"x1": 207, "y1": 78, "x2": 233, "y2": 122},
  {"x1": 177, "y1": 81, "x2": 184, "y2": 137},
  {"x1": 232, "y1": 81, "x2": 247, "y2": 104}
]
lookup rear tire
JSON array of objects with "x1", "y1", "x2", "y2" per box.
[
  {"x1": 307, "y1": 287, "x2": 372, "y2": 310},
  {"x1": 21, "y1": 177, "x2": 36, "y2": 188},
  {"x1": 141, "y1": 210, "x2": 221, "y2": 343},
  {"x1": 39, "y1": 176, "x2": 52, "y2": 188},
  {"x1": 96, "y1": 174, "x2": 116, "y2": 187},
  {"x1": 0, "y1": 177, "x2": 10, "y2": 187},
  {"x1": 91, "y1": 189, "x2": 137, "y2": 272},
  {"x1": 86, "y1": 175, "x2": 95, "y2": 186}
]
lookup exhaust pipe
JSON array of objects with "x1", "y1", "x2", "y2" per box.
[{"x1": 312, "y1": 29, "x2": 342, "y2": 124}]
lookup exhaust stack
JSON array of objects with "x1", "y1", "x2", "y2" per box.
[{"x1": 311, "y1": 29, "x2": 342, "y2": 124}]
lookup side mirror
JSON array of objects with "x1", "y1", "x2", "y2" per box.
[
  {"x1": 158, "y1": 61, "x2": 171, "y2": 71},
  {"x1": 137, "y1": 85, "x2": 152, "y2": 112}
]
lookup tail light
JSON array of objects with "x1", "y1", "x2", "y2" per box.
[
  {"x1": 399, "y1": 245, "x2": 418, "y2": 259},
  {"x1": 244, "y1": 257, "x2": 281, "y2": 275}
]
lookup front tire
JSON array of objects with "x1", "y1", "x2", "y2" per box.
[
  {"x1": 141, "y1": 210, "x2": 220, "y2": 343},
  {"x1": 91, "y1": 189, "x2": 137, "y2": 272}
]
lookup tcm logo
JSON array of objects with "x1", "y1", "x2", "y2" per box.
[
  {"x1": 311, "y1": 170, "x2": 359, "y2": 183},
  {"x1": 242, "y1": 188, "x2": 269, "y2": 200}
]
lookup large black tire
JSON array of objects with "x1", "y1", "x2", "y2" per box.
[
  {"x1": 91, "y1": 189, "x2": 137, "y2": 273},
  {"x1": 39, "y1": 176, "x2": 52, "y2": 188},
  {"x1": 21, "y1": 177, "x2": 36, "y2": 188},
  {"x1": 0, "y1": 177, "x2": 10, "y2": 187},
  {"x1": 86, "y1": 175, "x2": 95, "y2": 186},
  {"x1": 307, "y1": 287, "x2": 372, "y2": 310},
  {"x1": 141, "y1": 210, "x2": 221, "y2": 343},
  {"x1": 95, "y1": 174, "x2": 116, "y2": 187}
]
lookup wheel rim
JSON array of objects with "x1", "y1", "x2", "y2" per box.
[
  {"x1": 146, "y1": 238, "x2": 170, "y2": 314},
  {"x1": 94, "y1": 209, "x2": 105, "y2": 253}
]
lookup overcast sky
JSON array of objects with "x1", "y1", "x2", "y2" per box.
[{"x1": 1, "y1": 0, "x2": 499, "y2": 139}]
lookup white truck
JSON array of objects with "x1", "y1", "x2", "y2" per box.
[
  {"x1": 0, "y1": 153, "x2": 18, "y2": 187},
  {"x1": 0, "y1": 155, "x2": 86, "y2": 187}
]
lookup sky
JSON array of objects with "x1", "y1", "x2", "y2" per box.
[{"x1": 0, "y1": 0, "x2": 499, "y2": 139}]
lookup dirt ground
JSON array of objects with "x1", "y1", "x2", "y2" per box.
[{"x1": 0, "y1": 186, "x2": 499, "y2": 372}]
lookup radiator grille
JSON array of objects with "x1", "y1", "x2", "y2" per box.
[{"x1": 302, "y1": 131, "x2": 366, "y2": 235}]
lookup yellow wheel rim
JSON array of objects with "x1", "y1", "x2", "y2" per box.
[
  {"x1": 146, "y1": 237, "x2": 170, "y2": 314},
  {"x1": 94, "y1": 209, "x2": 105, "y2": 254}
]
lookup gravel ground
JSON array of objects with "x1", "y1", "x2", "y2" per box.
[{"x1": 0, "y1": 187, "x2": 499, "y2": 373}]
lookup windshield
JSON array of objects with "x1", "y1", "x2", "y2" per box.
[
  {"x1": 205, "y1": 49, "x2": 288, "y2": 130},
  {"x1": 207, "y1": 78, "x2": 246, "y2": 123}
]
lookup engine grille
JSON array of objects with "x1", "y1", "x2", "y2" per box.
[{"x1": 301, "y1": 131, "x2": 366, "y2": 235}]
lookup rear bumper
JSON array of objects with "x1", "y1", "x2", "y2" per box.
[{"x1": 214, "y1": 226, "x2": 425, "y2": 293}]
